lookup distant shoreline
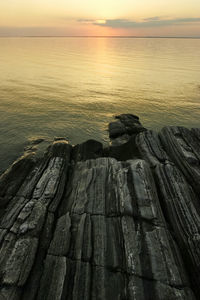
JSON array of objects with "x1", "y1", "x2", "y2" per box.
[{"x1": 0, "y1": 35, "x2": 200, "y2": 39}]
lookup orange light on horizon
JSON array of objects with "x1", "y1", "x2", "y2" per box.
[
  {"x1": 0, "y1": 0, "x2": 200, "y2": 37},
  {"x1": 95, "y1": 20, "x2": 106, "y2": 25}
]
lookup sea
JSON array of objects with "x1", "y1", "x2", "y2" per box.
[{"x1": 0, "y1": 37, "x2": 200, "y2": 172}]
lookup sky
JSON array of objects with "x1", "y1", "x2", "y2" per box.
[{"x1": 0, "y1": 0, "x2": 200, "y2": 37}]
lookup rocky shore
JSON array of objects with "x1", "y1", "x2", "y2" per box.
[{"x1": 0, "y1": 114, "x2": 200, "y2": 300}]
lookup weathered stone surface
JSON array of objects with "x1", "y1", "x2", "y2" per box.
[
  {"x1": 62, "y1": 259, "x2": 92, "y2": 300},
  {"x1": 48, "y1": 212, "x2": 71, "y2": 256},
  {"x1": 17, "y1": 140, "x2": 71, "y2": 202},
  {"x1": 36, "y1": 255, "x2": 67, "y2": 300},
  {"x1": 1, "y1": 236, "x2": 38, "y2": 286},
  {"x1": 136, "y1": 130, "x2": 170, "y2": 167},
  {"x1": 68, "y1": 213, "x2": 92, "y2": 262},
  {"x1": 32, "y1": 157, "x2": 65, "y2": 201},
  {"x1": 64, "y1": 158, "x2": 165, "y2": 225},
  {"x1": 91, "y1": 215, "x2": 124, "y2": 270},
  {"x1": 122, "y1": 216, "x2": 188, "y2": 286},
  {"x1": 0, "y1": 286, "x2": 22, "y2": 300},
  {"x1": 128, "y1": 159, "x2": 165, "y2": 225},
  {"x1": 0, "y1": 197, "x2": 29, "y2": 229},
  {"x1": 91, "y1": 265, "x2": 125, "y2": 300},
  {"x1": 128, "y1": 275, "x2": 195, "y2": 300},
  {"x1": 155, "y1": 162, "x2": 200, "y2": 295},
  {"x1": 10, "y1": 199, "x2": 47, "y2": 236},
  {"x1": 33, "y1": 142, "x2": 71, "y2": 213},
  {"x1": 22, "y1": 213, "x2": 55, "y2": 300},
  {"x1": 160, "y1": 126, "x2": 200, "y2": 194},
  {"x1": 192, "y1": 127, "x2": 200, "y2": 141},
  {"x1": 64, "y1": 157, "x2": 119, "y2": 216},
  {"x1": 0, "y1": 153, "x2": 36, "y2": 198},
  {"x1": 0, "y1": 233, "x2": 16, "y2": 271},
  {"x1": 0, "y1": 119, "x2": 198, "y2": 299},
  {"x1": 37, "y1": 257, "x2": 195, "y2": 300},
  {"x1": 0, "y1": 228, "x2": 7, "y2": 245},
  {"x1": 0, "y1": 196, "x2": 12, "y2": 218}
]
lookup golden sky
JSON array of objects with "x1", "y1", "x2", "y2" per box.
[{"x1": 0, "y1": 0, "x2": 200, "y2": 36}]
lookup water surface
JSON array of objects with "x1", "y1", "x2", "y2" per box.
[{"x1": 0, "y1": 37, "x2": 200, "y2": 172}]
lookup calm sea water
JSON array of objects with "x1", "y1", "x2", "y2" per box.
[{"x1": 0, "y1": 37, "x2": 200, "y2": 172}]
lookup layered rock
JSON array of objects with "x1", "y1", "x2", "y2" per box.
[
  {"x1": 159, "y1": 126, "x2": 200, "y2": 194},
  {"x1": 0, "y1": 115, "x2": 199, "y2": 300}
]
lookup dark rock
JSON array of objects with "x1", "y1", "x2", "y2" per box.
[
  {"x1": 0, "y1": 286, "x2": 22, "y2": 300},
  {"x1": 128, "y1": 275, "x2": 195, "y2": 300},
  {"x1": 1, "y1": 236, "x2": 38, "y2": 286},
  {"x1": 0, "y1": 197, "x2": 30, "y2": 229},
  {"x1": 62, "y1": 259, "x2": 92, "y2": 300},
  {"x1": 159, "y1": 126, "x2": 200, "y2": 194},
  {"x1": 63, "y1": 157, "x2": 165, "y2": 225},
  {"x1": 192, "y1": 128, "x2": 200, "y2": 142},
  {"x1": 109, "y1": 120, "x2": 126, "y2": 138},
  {"x1": 0, "y1": 153, "x2": 36, "y2": 198},
  {"x1": 0, "y1": 118, "x2": 198, "y2": 299},
  {"x1": 48, "y1": 213, "x2": 71, "y2": 256},
  {"x1": 36, "y1": 255, "x2": 67, "y2": 300},
  {"x1": 109, "y1": 114, "x2": 146, "y2": 140},
  {"x1": 155, "y1": 162, "x2": 200, "y2": 296},
  {"x1": 47, "y1": 140, "x2": 72, "y2": 158},
  {"x1": 104, "y1": 135, "x2": 141, "y2": 161},
  {"x1": 22, "y1": 213, "x2": 55, "y2": 300},
  {"x1": 136, "y1": 130, "x2": 170, "y2": 167},
  {"x1": 72, "y1": 139, "x2": 103, "y2": 162},
  {"x1": 110, "y1": 133, "x2": 130, "y2": 146}
]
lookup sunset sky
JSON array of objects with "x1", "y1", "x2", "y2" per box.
[{"x1": 0, "y1": 0, "x2": 200, "y2": 37}]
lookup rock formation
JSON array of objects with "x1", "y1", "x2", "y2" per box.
[{"x1": 0, "y1": 114, "x2": 199, "y2": 299}]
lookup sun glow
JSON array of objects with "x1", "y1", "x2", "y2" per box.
[
  {"x1": 0, "y1": 0, "x2": 200, "y2": 36},
  {"x1": 95, "y1": 20, "x2": 106, "y2": 25}
]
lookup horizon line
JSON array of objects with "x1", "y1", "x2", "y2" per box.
[{"x1": 0, "y1": 35, "x2": 200, "y2": 39}]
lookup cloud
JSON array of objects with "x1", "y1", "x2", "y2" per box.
[
  {"x1": 144, "y1": 17, "x2": 161, "y2": 21},
  {"x1": 79, "y1": 17, "x2": 200, "y2": 28},
  {"x1": 77, "y1": 19, "x2": 94, "y2": 23},
  {"x1": 0, "y1": 26, "x2": 74, "y2": 36}
]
